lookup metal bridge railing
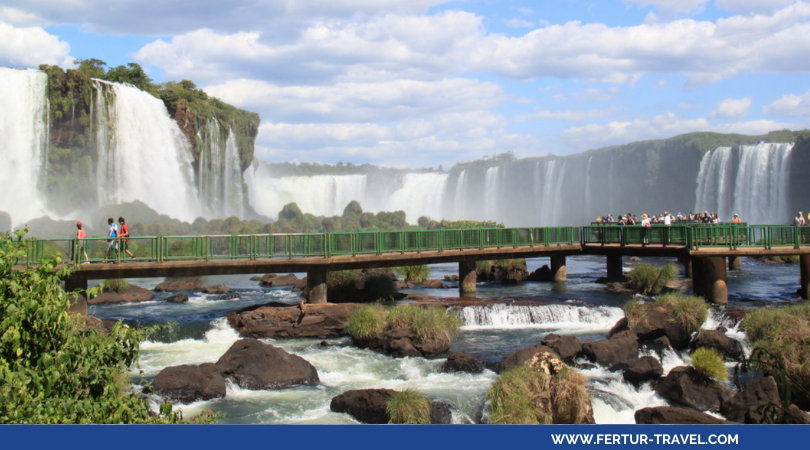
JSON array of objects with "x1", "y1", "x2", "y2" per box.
[{"x1": 12, "y1": 225, "x2": 808, "y2": 266}]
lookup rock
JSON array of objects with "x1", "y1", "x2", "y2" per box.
[
  {"x1": 622, "y1": 356, "x2": 664, "y2": 385},
  {"x1": 479, "y1": 260, "x2": 529, "y2": 284},
  {"x1": 430, "y1": 400, "x2": 454, "y2": 424},
  {"x1": 721, "y1": 376, "x2": 782, "y2": 424},
  {"x1": 580, "y1": 337, "x2": 639, "y2": 367},
  {"x1": 354, "y1": 323, "x2": 452, "y2": 358},
  {"x1": 635, "y1": 407, "x2": 727, "y2": 424},
  {"x1": 165, "y1": 293, "x2": 189, "y2": 303},
  {"x1": 499, "y1": 345, "x2": 557, "y2": 372},
  {"x1": 216, "y1": 339, "x2": 319, "y2": 390},
  {"x1": 202, "y1": 284, "x2": 229, "y2": 294},
  {"x1": 784, "y1": 404, "x2": 810, "y2": 424},
  {"x1": 527, "y1": 265, "x2": 552, "y2": 281},
  {"x1": 89, "y1": 285, "x2": 155, "y2": 305},
  {"x1": 619, "y1": 303, "x2": 693, "y2": 349},
  {"x1": 257, "y1": 273, "x2": 306, "y2": 290},
  {"x1": 654, "y1": 366, "x2": 735, "y2": 412},
  {"x1": 228, "y1": 303, "x2": 361, "y2": 339},
  {"x1": 330, "y1": 389, "x2": 396, "y2": 424},
  {"x1": 441, "y1": 351, "x2": 485, "y2": 374},
  {"x1": 78, "y1": 315, "x2": 117, "y2": 333},
  {"x1": 154, "y1": 278, "x2": 202, "y2": 292},
  {"x1": 216, "y1": 292, "x2": 241, "y2": 300},
  {"x1": 541, "y1": 333, "x2": 583, "y2": 361},
  {"x1": 421, "y1": 279, "x2": 445, "y2": 288},
  {"x1": 152, "y1": 363, "x2": 226, "y2": 403},
  {"x1": 691, "y1": 329, "x2": 744, "y2": 361},
  {"x1": 393, "y1": 281, "x2": 414, "y2": 290},
  {"x1": 443, "y1": 275, "x2": 459, "y2": 282},
  {"x1": 604, "y1": 282, "x2": 636, "y2": 294}
]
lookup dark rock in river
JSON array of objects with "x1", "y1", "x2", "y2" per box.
[
  {"x1": 165, "y1": 293, "x2": 189, "y2": 303},
  {"x1": 721, "y1": 376, "x2": 782, "y2": 424},
  {"x1": 330, "y1": 388, "x2": 396, "y2": 424},
  {"x1": 541, "y1": 333, "x2": 583, "y2": 362},
  {"x1": 654, "y1": 366, "x2": 735, "y2": 412},
  {"x1": 635, "y1": 406, "x2": 727, "y2": 424},
  {"x1": 621, "y1": 356, "x2": 664, "y2": 385},
  {"x1": 216, "y1": 338, "x2": 319, "y2": 390},
  {"x1": 355, "y1": 326, "x2": 451, "y2": 358},
  {"x1": 690, "y1": 329, "x2": 744, "y2": 361},
  {"x1": 228, "y1": 303, "x2": 361, "y2": 339},
  {"x1": 89, "y1": 285, "x2": 155, "y2": 305},
  {"x1": 430, "y1": 400, "x2": 455, "y2": 424},
  {"x1": 498, "y1": 345, "x2": 558, "y2": 372},
  {"x1": 201, "y1": 284, "x2": 229, "y2": 294},
  {"x1": 154, "y1": 277, "x2": 202, "y2": 292},
  {"x1": 441, "y1": 351, "x2": 485, "y2": 374},
  {"x1": 580, "y1": 337, "x2": 638, "y2": 367},
  {"x1": 256, "y1": 273, "x2": 306, "y2": 290},
  {"x1": 153, "y1": 363, "x2": 226, "y2": 403}
]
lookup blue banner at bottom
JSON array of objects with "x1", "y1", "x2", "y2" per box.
[{"x1": 2, "y1": 424, "x2": 808, "y2": 450}]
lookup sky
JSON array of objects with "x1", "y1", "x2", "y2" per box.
[{"x1": 2, "y1": 0, "x2": 810, "y2": 169}]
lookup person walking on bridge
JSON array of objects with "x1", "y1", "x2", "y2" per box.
[
  {"x1": 118, "y1": 217, "x2": 134, "y2": 258},
  {"x1": 75, "y1": 221, "x2": 89, "y2": 263},
  {"x1": 105, "y1": 217, "x2": 119, "y2": 262}
]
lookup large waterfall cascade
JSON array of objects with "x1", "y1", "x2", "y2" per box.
[
  {"x1": 0, "y1": 68, "x2": 50, "y2": 225},
  {"x1": 197, "y1": 120, "x2": 245, "y2": 218}
]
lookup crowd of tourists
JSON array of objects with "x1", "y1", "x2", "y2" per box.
[
  {"x1": 74, "y1": 217, "x2": 134, "y2": 263},
  {"x1": 595, "y1": 211, "x2": 740, "y2": 226}
]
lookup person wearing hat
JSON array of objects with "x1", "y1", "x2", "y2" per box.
[
  {"x1": 75, "y1": 221, "x2": 89, "y2": 263},
  {"x1": 732, "y1": 213, "x2": 741, "y2": 224}
]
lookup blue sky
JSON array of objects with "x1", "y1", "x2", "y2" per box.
[{"x1": 2, "y1": 0, "x2": 809, "y2": 168}]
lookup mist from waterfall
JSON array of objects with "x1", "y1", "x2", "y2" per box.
[{"x1": 0, "y1": 68, "x2": 49, "y2": 225}]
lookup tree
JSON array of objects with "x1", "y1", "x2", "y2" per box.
[
  {"x1": 75, "y1": 58, "x2": 107, "y2": 79},
  {"x1": 0, "y1": 230, "x2": 202, "y2": 423}
]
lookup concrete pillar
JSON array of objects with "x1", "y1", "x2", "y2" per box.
[
  {"x1": 459, "y1": 260, "x2": 477, "y2": 298},
  {"x1": 728, "y1": 256, "x2": 742, "y2": 271},
  {"x1": 63, "y1": 275, "x2": 87, "y2": 293},
  {"x1": 800, "y1": 254, "x2": 810, "y2": 300},
  {"x1": 63, "y1": 275, "x2": 88, "y2": 315},
  {"x1": 551, "y1": 254, "x2": 567, "y2": 282},
  {"x1": 307, "y1": 269, "x2": 328, "y2": 304},
  {"x1": 678, "y1": 256, "x2": 693, "y2": 278},
  {"x1": 606, "y1": 254, "x2": 623, "y2": 281},
  {"x1": 692, "y1": 256, "x2": 728, "y2": 304}
]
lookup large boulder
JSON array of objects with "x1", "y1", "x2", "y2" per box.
[
  {"x1": 478, "y1": 260, "x2": 529, "y2": 284},
  {"x1": 255, "y1": 273, "x2": 306, "y2": 290},
  {"x1": 621, "y1": 356, "x2": 664, "y2": 385},
  {"x1": 165, "y1": 293, "x2": 189, "y2": 303},
  {"x1": 154, "y1": 278, "x2": 202, "y2": 292},
  {"x1": 441, "y1": 351, "x2": 485, "y2": 374},
  {"x1": 690, "y1": 329, "x2": 744, "y2": 361},
  {"x1": 612, "y1": 303, "x2": 693, "y2": 349},
  {"x1": 89, "y1": 285, "x2": 155, "y2": 305},
  {"x1": 541, "y1": 333, "x2": 583, "y2": 362},
  {"x1": 216, "y1": 339, "x2": 319, "y2": 390},
  {"x1": 721, "y1": 376, "x2": 782, "y2": 424},
  {"x1": 152, "y1": 363, "x2": 226, "y2": 403},
  {"x1": 330, "y1": 389, "x2": 396, "y2": 424},
  {"x1": 635, "y1": 406, "x2": 727, "y2": 424},
  {"x1": 357, "y1": 326, "x2": 451, "y2": 358},
  {"x1": 430, "y1": 400, "x2": 455, "y2": 424},
  {"x1": 580, "y1": 337, "x2": 639, "y2": 367},
  {"x1": 201, "y1": 284, "x2": 229, "y2": 294},
  {"x1": 499, "y1": 345, "x2": 557, "y2": 372},
  {"x1": 654, "y1": 366, "x2": 735, "y2": 412},
  {"x1": 227, "y1": 303, "x2": 361, "y2": 339}
]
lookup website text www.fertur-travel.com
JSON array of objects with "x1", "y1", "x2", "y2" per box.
[{"x1": 551, "y1": 432, "x2": 739, "y2": 446}]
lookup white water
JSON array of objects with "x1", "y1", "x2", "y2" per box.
[
  {"x1": 695, "y1": 147, "x2": 733, "y2": 219},
  {"x1": 94, "y1": 80, "x2": 202, "y2": 222},
  {"x1": 457, "y1": 304, "x2": 624, "y2": 333},
  {"x1": 196, "y1": 121, "x2": 245, "y2": 217},
  {"x1": 0, "y1": 67, "x2": 49, "y2": 225}
]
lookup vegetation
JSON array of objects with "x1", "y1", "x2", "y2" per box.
[
  {"x1": 626, "y1": 263, "x2": 678, "y2": 295},
  {"x1": 475, "y1": 259, "x2": 525, "y2": 278},
  {"x1": 393, "y1": 265, "x2": 430, "y2": 282},
  {"x1": 346, "y1": 304, "x2": 461, "y2": 343},
  {"x1": 327, "y1": 269, "x2": 396, "y2": 303},
  {"x1": 100, "y1": 279, "x2": 129, "y2": 293},
  {"x1": 655, "y1": 293, "x2": 708, "y2": 333},
  {"x1": 386, "y1": 389, "x2": 431, "y2": 424},
  {"x1": 690, "y1": 347, "x2": 728, "y2": 381},
  {"x1": 741, "y1": 304, "x2": 810, "y2": 404},
  {"x1": 0, "y1": 230, "x2": 205, "y2": 423}
]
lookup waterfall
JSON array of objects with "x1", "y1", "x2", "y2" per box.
[
  {"x1": 196, "y1": 120, "x2": 244, "y2": 217},
  {"x1": 483, "y1": 166, "x2": 500, "y2": 221},
  {"x1": 452, "y1": 170, "x2": 467, "y2": 220},
  {"x1": 584, "y1": 156, "x2": 593, "y2": 217},
  {"x1": 732, "y1": 143, "x2": 794, "y2": 224},
  {"x1": 694, "y1": 147, "x2": 733, "y2": 219},
  {"x1": 0, "y1": 68, "x2": 49, "y2": 225},
  {"x1": 93, "y1": 80, "x2": 202, "y2": 222},
  {"x1": 539, "y1": 159, "x2": 567, "y2": 225},
  {"x1": 388, "y1": 173, "x2": 448, "y2": 222},
  {"x1": 456, "y1": 304, "x2": 624, "y2": 332}
]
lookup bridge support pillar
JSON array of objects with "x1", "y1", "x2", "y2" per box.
[
  {"x1": 551, "y1": 255, "x2": 567, "y2": 282},
  {"x1": 459, "y1": 260, "x2": 477, "y2": 298},
  {"x1": 800, "y1": 254, "x2": 810, "y2": 300},
  {"x1": 678, "y1": 256, "x2": 693, "y2": 278},
  {"x1": 606, "y1": 254, "x2": 623, "y2": 281},
  {"x1": 307, "y1": 269, "x2": 328, "y2": 304},
  {"x1": 728, "y1": 256, "x2": 742, "y2": 271},
  {"x1": 692, "y1": 256, "x2": 727, "y2": 304}
]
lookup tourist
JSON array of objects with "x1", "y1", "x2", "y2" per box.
[
  {"x1": 118, "y1": 217, "x2": 134, "y2": 258},
  {"x1": 795, "y1": 211, "x2": 806, "y2": 226},
  {"x1": 732, "y1": 213, "x2": 742, "y2": 224},
  {"x1": 75, "y1": 221, "x2": 89, "y2": 263},
  {"x1": 640, "y1": 214, "x2": 651, "y2": 244},
  {"x1": 663, "y1": 211, "x2": 671, "y2": 226},
  {"x1": 105, "y1": 217, "x2": 118, "y2": 261}
]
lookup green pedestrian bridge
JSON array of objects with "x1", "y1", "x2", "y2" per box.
[{"x1": 13, "y1": 224, "x2": 810, "y2": 304}]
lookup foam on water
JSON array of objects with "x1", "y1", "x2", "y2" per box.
[{"x1": 456, "y1": 303, "x2": 624, "y2": 333}]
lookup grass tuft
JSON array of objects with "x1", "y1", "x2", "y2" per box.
[
  {"x1": 393, "y1": 265, "x2": 430, "y2": 283},
  {"x1": 690, "y1": 347, "x2": 728, "y2": 381},
  {"x1": 345, "y1": 304, "x2": 386, "y2": 340},
  {"x1": 386, "y1": 389, "x2": 431, "y2": 424},
  {"x1": 655, "y1": 292, "x2": 708, "y2": 333},
  {"x1": 626, "y1": 263, "x2": 678, "y2": 295},
  {"x1": 100, "y1": 279, "x2": 129, "y2": 293}
]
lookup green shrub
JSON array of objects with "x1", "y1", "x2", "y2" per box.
[
  {"x1": 327, "y1": 270, "x2": 361, "y2": 290},
  {"x1": 364, "y1": 273, "x2": 396, "y2": 302},
  {"x1": 656, "y1": 292, "x2": 708, "y2": 333},
  {"x1": 0, "y1": 231, "x2": 206, "y2": 423},
  {"x1": 622, "y1": 298, "x2": 642, "y2": 321},
  {"x1": 487, "y1": 366, "x2": 546, "y2": 424},
  {"x1": 691, "y1": 347, "x2": 728, "y2": 381},
  {"x1": 476, "y1": 259, "x2": 525, "y2": 278},
  {"x1": 386, "y1": 389, "x2": 431, "y2": 424},
  {"x1": 393, "y1": 265, "x2": 430, "y2": 282},
  {"x1": 385, "y1": 304, "x2": 419, "y2": 330},
  {"x1": 409, "y1": 306, "x2": 461, "y2": 341},
  {"x1": 100, "y1": 278, "x2": 129, "y2": 293},
  {"x1": 346, "y1": 304, "x2": 386, "y2": 340},
  {"x1": 626, "y1": 263, "x2": 678, "y2": 295}
]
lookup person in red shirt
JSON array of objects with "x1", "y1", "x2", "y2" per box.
[{"x1": 118, "y1": 217, "x2": 135, "y2": 258}]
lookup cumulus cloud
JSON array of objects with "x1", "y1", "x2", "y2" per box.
[
  {"x1": 0, "y1": 21, "x2": 72, "y2": 68},
  {"x1": 715, "y1": 0, "x2": 799, "y2": 14},
  {"x1": 563, "y1": 112, "x2": 710, "y2": 149},
  {"x1": 711, "y1": 97, "x2": 752, "y2": 119},
  {"x1": 764, "y1": 89, "x2": 810, "y2": 116},
  {"x1": 624, "y1": 0, "x2": 708, "y2": 17}
]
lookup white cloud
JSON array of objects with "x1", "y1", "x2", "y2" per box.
[
  {"x1": 507, "y1": 18, "x2": 535, "y2": 28},
  {"x1": 624, "y1": 0, "x2": 708, "y2": 17},
  {"x1": 563, "y1": 112, "x2": 710, "y2": 149},
  {"x1": 764, "y1": 89, "x2": 810, "y2": 116},
  {"x1": 715, "y1": 0, "x2": 799, "y2": 14},
  {"x1": 711, "y1": 97, "x2": 752, "y2": 119},
  {"x1": 0, "y1": 21, "x2": 72, "y2": 68}
]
